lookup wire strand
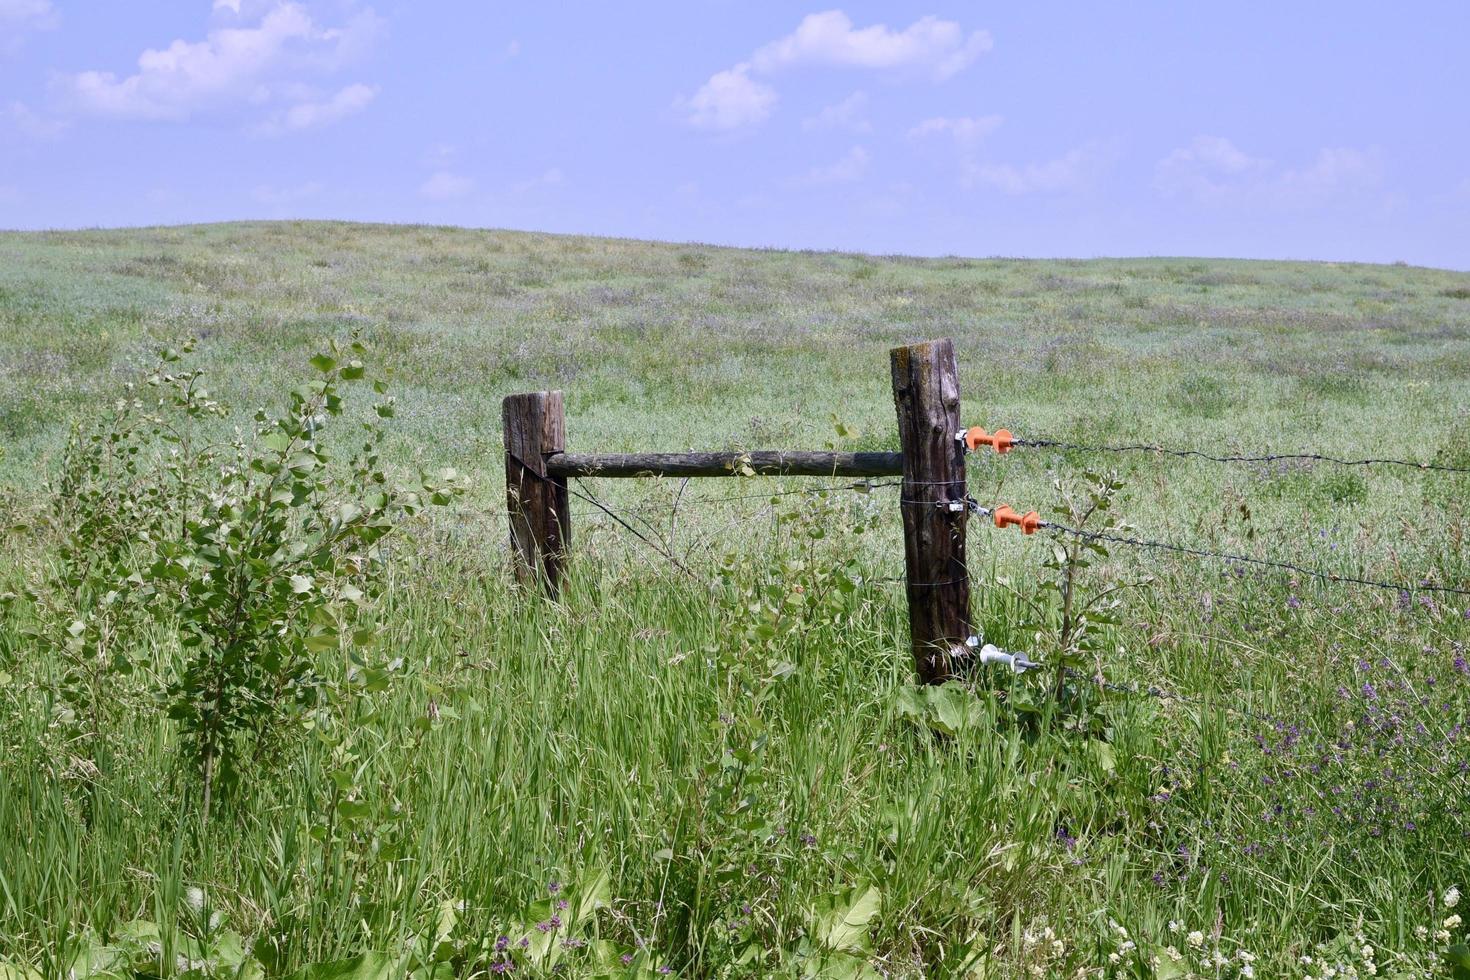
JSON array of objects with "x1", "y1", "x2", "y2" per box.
[
  {"x1": 1017, "y1": 438, "x2": 1470, "y2": 475},
  {"x1": 1039, "y1": 519, "x2": 1470, "y2": 597},
  {"x1": 566, "y1": 480, "x2": 701, "y2": 580}
]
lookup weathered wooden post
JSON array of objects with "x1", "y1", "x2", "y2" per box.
[
  {"x1": 503, "y1": 391, "x2": 570, "y2": 595},
  {"x1": 890, "y1": 339, "x2": 971, "y2": 683}
]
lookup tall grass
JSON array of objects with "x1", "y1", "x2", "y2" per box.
[{"x1": 1, "y1": 223, "x2": 1468, "y2": 976}]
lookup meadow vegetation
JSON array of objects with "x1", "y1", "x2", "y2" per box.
[{"x1": 1, "y1": 222, "x2": 1469, "y2": 977}]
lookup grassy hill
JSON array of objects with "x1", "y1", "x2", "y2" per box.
[{"x1": 1, "y1": 223, "x2": 1469, "y2": 976}]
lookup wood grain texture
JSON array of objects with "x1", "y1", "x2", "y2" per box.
[
  {"x1": 890, "y1": 339, "x2": 971, "y2": 683},
  {"x1": 544, "y1": 451, "x2": 902, "y2": 479},
  {"x1": 503, "y1": 391, "x2": 569, "y2": 595}
]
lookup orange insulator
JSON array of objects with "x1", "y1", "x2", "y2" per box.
[
  {"x1": 960, "y1": 426, "x2": 1015, "y2": 454},
  {"x1": 993, "y1": 504, "x2": 1041, "y2": 535}
]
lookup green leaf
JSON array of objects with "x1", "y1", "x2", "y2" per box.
[
  {"x1": 336, "y1": 799, "x2": 374, "y2": 820},
  {"x1": 1090, "y1": 739, "x2": 1117, "y2": 774},
  {"x1": 1446, "y1": 942, "x2": 1470, "y2": 980},
  {"x1": 304, "y1": 631, "x2": 340, "y2": 653},
  {"x1": 803, "y1": 951, "x2": 881, "y2": 979},
  {"x1": 309, "y1": 354, "x2": 338, "y2": 374},
  {"x1": 809, "y1": 884, "x2": 882, "y2": 954},
  {"x1": 282, "y1": 952, "x2": 398, "y2": 980},
  {"x1": 1152, "y1": 947, "x2": 1188, "y2": 979},
  {"x1": 574, "y1": 867, "x2": 612, "y2": 922}
]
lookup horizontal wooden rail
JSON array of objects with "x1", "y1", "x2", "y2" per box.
[
  {"x1": 544, "y1": 450, "x2": 902, "y2": 479},
  {"x1": 504, "y1": 338, "x2": 969, "y2": 688}
]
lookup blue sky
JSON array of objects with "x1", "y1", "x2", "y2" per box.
[{"x1": 2, "y1": 1, "x2": 1468, "y2": 269}]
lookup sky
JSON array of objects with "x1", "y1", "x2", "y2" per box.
[{"x1": 2, "y1": 1, "x2": 1469, "y2": 269}]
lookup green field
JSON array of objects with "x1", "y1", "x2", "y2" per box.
[{"x1": 2, "y1": 222, "x2": 1469, "y2": 978}]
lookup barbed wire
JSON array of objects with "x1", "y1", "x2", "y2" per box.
[
  {"x1": 565, "y1": 479, "x2": 701, "y2": 580},
  {"x1": 514, "y1": 445, "x2": 1470, "y2": 599},
  {"x1": 1014, "y1": 437, "x2": 1470, "y2": 475},
  {"x1": 1039, "y1": 518, "x2": 1470, "y2": 597}
]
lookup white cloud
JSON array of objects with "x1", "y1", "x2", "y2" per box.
[
  {"x1": 908, "y1": 114, "x2": 1002, "y2": 148},
  {"x1": 506, "y1": 39, "x2": 520, "y2": 57},
  {"x1": 681, "y1": 62, "x2": 777, "y2": 131},
  {"x1": 419, "y1": 171, "x2": 474, "y2": 201},
  {"x1": 751, "y1": 10, "x2": 990, "y2": 80},
  {"x1": 4, "y1": 100, "x2": 67, "y2": 139},
  {"x1": 59, "y1": 2, "x2": 383, "y2": 128},
  {"x1": 1277, "y1": 147, "x2": 1381, "y2": 203},
  {"x1": 803, "y1": 145, "x2": 869, "y2": 185},
  {"x1": 421, "y1": 142, "x2": 457, "y2": 168},
  {"x1": 1156, "y1": 136, "x2": 1380, "y2": 206},
  {"x1": 213, "y1": 0, "x2": 242, "y2": 12},
  {"x1": 258, "y1": 81, "x2": 375, "y2": 133},
  {"x1": 682, "y1": 10, "x2": 989, "y2": 130},
  {"x1": 966, "y1": 141, "x2": 1115, "y2": 195},
  {"x1": 802, "y1": 90, "x2": 870, "y2": 133},
  {"x1": 911, "y1": 116, "x2": 1104, "y2": 196},
  {"x1": 0, "y1": 0, "x2": 53, "y2": 25},
  {"x1": 514, "y1": 167, "x2": 564, "y2": 193},
  {"x1": 0, "y1": 0, "x2": 56, "y2": 50},
  {"x1": 1155, "y1": 136, "x2": 1270, "y2": 202}
]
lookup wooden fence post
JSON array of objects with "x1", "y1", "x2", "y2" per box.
[
  {"x1": 890, "y1": 339, "x2": 971, "y2": 683},
  {"x1": 503, "y1": 391, "x2": 570, "y2": 595}
]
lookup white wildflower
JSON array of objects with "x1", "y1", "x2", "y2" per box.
[
  {"x1": 1446, "y1": 914, "x2": 1463, "y2": 929},
  {"x1": 1187, "y1": 930, "x2": 1205, "y2": 948},
  {"x1": 1445, "y1": 886, "x2": 1462, "y2": 909}
]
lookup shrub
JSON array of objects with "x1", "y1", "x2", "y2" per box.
[{"x1": 22, "y1": 338, "x2": 465, "y2": 817}]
